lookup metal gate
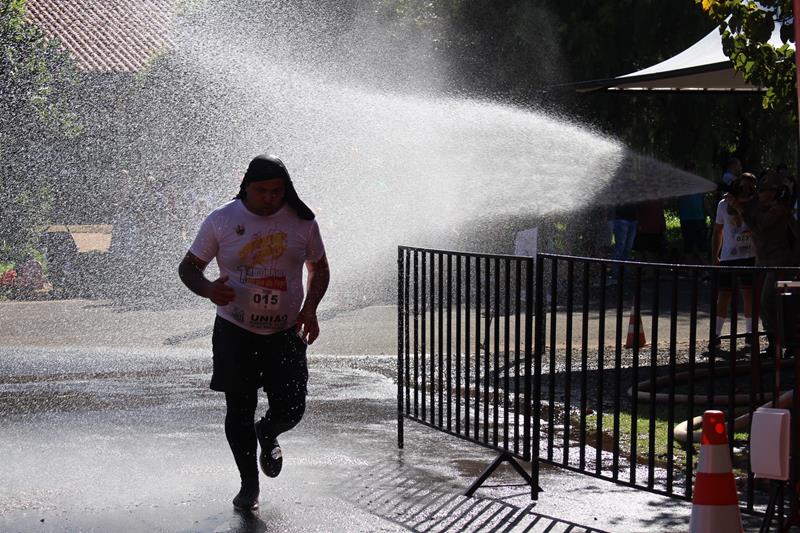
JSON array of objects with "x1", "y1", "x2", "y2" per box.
[
  {"x1": 396, "y1": 246, "x2": 538, "y2": 498},
  {"x1": 398, "y1": 246, "x2": 798, "y2": 512}
]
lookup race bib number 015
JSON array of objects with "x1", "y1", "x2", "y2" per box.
[{"x1": 252, "y1": 290, "x2": 281, "y2": 310}]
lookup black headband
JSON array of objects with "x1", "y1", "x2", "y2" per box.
[{"x1": 235, "y1": 155, "x2": 315, "y2": 220}]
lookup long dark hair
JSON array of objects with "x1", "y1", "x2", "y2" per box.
[{"x1": 235, "y1": 155, "x2": 315, "y2": 220}]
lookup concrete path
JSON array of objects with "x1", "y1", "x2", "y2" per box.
[{"x1": 0, "y1": 300, "x2": 763, "y2": 532}]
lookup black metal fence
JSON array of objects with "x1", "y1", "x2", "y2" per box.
[
  {"x1": 534, "y1": 254, "x2": 800, "y2": 511},
  {"x1": 398, "y1": 246, "x2": 800, "y2": 512},
  {"x1": 396, "y1": 246, "x2": 538, "y2": 497}
]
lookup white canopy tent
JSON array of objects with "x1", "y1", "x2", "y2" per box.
[{"x1": 568, "y1": 23, "x2": 792, "y2": 93}]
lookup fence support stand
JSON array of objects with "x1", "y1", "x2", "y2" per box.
[{"x1": 464, "y1": 452, "x2": 542, "y2": 500}]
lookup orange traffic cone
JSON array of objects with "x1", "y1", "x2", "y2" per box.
[
  {"x1": 624, "y1": 308, "x2": 647, "y2": 349},
  {"x1": 689, "y1": 410, "x2": 743, "y2": 533}
]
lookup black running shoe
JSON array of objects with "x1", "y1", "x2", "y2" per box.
[
  {"x1": 255, "y1": 419, "x2": 283, "y2": 478},
  {"x1": 232, "y1": 481, "x2": 259, "y2": 511}
]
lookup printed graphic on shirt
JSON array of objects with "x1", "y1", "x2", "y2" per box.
[
  {"x1": 238, "y1": 231, "x2": 287, "y2": 265},
  {"x1": 235, "y1": 231, "x2": 292, "y2": 330},
  {"x1": 249, "y1": 313, "x2": 289, "y2": 327},
  {"x1": 236, "y1": 265, "x2": 288, "y2": 290},
  {"x1": 190, "y1": 200, "x2": 325, "y2": 334},
  {"x1": 728, "y1": 229, "x2": 752, "y2": 258}
]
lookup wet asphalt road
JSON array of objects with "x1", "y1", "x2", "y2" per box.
[{"x1": 0, "y1": 300, "x2": 762, "y2": 532}]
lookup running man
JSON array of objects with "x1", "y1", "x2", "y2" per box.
[{"x1": 179, "y1": 155, "x2": 330, "y2": 511}]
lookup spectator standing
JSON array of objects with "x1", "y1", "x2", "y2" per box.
[
  {"x1": 610, "y1": 203, "x2": 637, "y2": 283},
  {"x1": 730, "y1": 171, "x2": 798, "y2": 357},
  {"x1": 678, "y1": 161, "x2": 709, "y2": 264},
  {"x1": 711, "y1": 174, "x2": 757, "y2": 352},
  {"x1": 722, "y1": 157, "x2": 742, "y2": 186},
  {"x1": 634, "y1": 200, "x2": 667, "y2": 263}
]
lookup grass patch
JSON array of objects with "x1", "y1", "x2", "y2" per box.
[
  {"x1": 583, "y1": 409, "x2": 690, "y2": 470},
  {"x1": 577, "y1": 404, "x2": 750, "y2": 473}
]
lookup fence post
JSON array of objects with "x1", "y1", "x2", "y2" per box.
[
  {"x1": 397, "y1": 247, "x2": 404, "y2": 449},
  {"x1": 531, "y1": 254, "x2": 543, "y2": 500},
  {"x1": 778, "y1": 280, "x2": 800, "y2": 529}
]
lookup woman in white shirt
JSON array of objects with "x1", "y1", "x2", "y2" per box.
[{"x1": 710, "y1": 173, "x2": 757, "y2": 353}]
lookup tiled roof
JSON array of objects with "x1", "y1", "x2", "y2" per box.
[{"x1": 25, "y1": 0, "x2": 177, "y2": 73}]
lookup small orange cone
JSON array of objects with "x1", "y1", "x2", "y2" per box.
[
  {"x1": 624, "y1": 308, "x2": 647, "y2": 349},
  {"x1": 689, "y1": 410, "x2": 743, "y2": 533}
]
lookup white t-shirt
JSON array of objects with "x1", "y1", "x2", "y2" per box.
[
  {"x1": 715, "y1": 199, "x2": 754, "y2": 262},
  {"x1": 190, "y1": 199, "x2": 325, "y2": 334}
]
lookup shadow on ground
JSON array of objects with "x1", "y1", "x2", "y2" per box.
[{"x1": 341, "y1": 459, "x2": 608, "y2": 533}]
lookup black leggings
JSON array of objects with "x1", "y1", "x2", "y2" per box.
[
  {"x1": 224, "y1": 382, "x2": 307, "y2": 484},
  {"x1": 214, "y1": 319, "x2": 309, "y2": 484},
  {"x1": 225, "y1": 391, "x2": 259, "y2": 484}
]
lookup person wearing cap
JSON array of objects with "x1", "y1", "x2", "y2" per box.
[
  {"x1": 721, "y1": 157, "x2": 742, "y2": 187},
  {"x1": 178, "y1": 155, "x2": 329, "y2": 511},
  {"x1": 728, "y1": 170, "x2": 798, "y2": 357}
]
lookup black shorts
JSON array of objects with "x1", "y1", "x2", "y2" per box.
[
  {"x1": 719, "y1": 258, "x2": 756, "y2": 290},
  {"x1": 210, "y1": 315, "x2": 308, "y2": 393}
]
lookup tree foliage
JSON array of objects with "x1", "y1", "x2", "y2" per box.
[
  {"x1": 0, "y1": 0, "x2": 78, "y2": 152},
  {"x1": 0, "y1": 0, "x2": 79, "y2": 262},
  {"x1": 698, "y1": 0, "x2": 796, "y2": 116},
  {"x1": 375, "y1": 0, "x2": 793, "y2": 173}
]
